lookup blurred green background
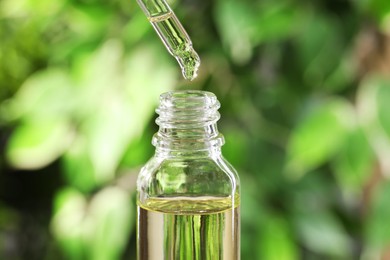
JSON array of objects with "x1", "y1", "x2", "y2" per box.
[{"x1": 1, "y1": 0, "x2": 390, "y2": 259}]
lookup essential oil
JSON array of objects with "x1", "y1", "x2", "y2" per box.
[{"x1": 138, "y1": 196, "x2": 239, "y2": 260}]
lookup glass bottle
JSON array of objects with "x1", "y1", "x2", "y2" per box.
[{"x1": 137, "y1": 90, "x2": 240, "y2": 260}]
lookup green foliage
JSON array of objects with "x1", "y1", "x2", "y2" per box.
[
  {"x1": 214, "y1": 0, "x2": 303, "y2": 64},
  {"x1": 51, "y1": 187, "x2": 133, "y2": 260},
  {"x1": 258, "y1": 215, "x2": 298, "y2": 260},
  {"x1": 333, "y1": 127, "x2": 375, "y2": 194},
  {"x1": 1, "y1": 0, "x2": 390, "y2": 259},
  {"x1": 365, "y1": 181, "x2": 390, "y2": 249},
  {"x1": 7, "y1": 120, "x2": 71, "y2": 169},
  {"x1": 286, "y1": 99, "x2": 353, "y2": 178},
  {"x1": 376, "y1": 79, "x2": 390, "y2": 137}
]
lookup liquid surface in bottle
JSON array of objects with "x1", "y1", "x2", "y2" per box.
[
  {"x1": 137, "y1": 196, "x2": 240, "y2": 260},
  {"x1": 148, "y1": 12, "x2": 200, "y2": 81}
]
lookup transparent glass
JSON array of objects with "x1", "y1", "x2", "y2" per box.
[
  {"x1": 137, "y1": 90, "x2": 240, "y2": 260},
  {"x1": 136, "y1": 0, "x2": 200, "y2": 80}
]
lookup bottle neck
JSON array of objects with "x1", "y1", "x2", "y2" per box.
[
  {"x1": 152, "y1": 90, "x2": 225, "y2": 157},
  {"x1": 153, "y1": 123, "x2": 225, "y2": 156}
]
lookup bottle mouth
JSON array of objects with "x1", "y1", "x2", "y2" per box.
[
  {"x1": 156, "y1": 90, "x2": 221, "y2": 128},
  {"x1": 158, "y1": 90, "x2": 219, "y2": 111}
]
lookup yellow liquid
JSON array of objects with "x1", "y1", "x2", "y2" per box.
[
  {"x1": 137, "y1": 196, "x2": 240, "y2": 260},
  {"x1": 149, "y1": 12, "x2": 200, "y2": 81}
]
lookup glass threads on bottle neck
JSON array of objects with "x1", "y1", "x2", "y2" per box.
[{"x1": 152, "y1": 90, "x2": 224, "y2": 152}]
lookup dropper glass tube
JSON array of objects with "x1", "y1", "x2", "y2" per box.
[{"x1": 136, "y1": 0, "x2": 201, "y2": 80}]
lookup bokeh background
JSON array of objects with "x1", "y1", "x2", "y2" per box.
[{"x1": 1, "y1": 0, "x2": 390, "y2": 259}]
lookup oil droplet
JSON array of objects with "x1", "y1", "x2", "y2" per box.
[{"x1": 176, "y1": 48, "x2": 200, "y2": 81}]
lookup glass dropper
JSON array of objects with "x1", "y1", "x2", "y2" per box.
[{"x1": 136, "y1": 0, "x2": 201, "y2": 81}]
